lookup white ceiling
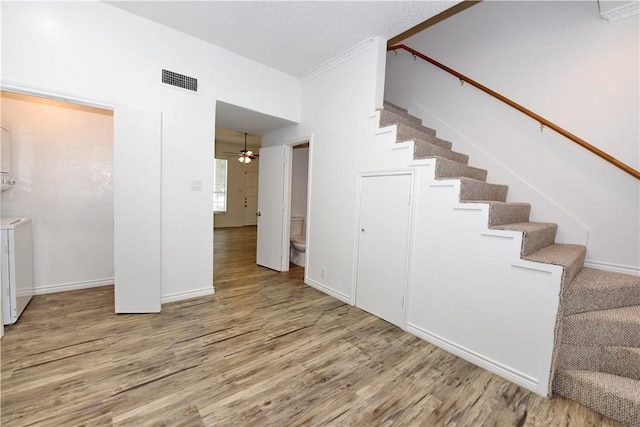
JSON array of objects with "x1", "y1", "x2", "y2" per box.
[
  {"x1": 106, "y1": 1, "x2": 459, "y2": 78},
  {"x1": 105, "y1": 0, "x2": 460, "y2": 143}
]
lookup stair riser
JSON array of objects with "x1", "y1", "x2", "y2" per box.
[
  {"x1": 434, "y1": 159, "x2": 487, "y2": 181},
  {"x1": 563, "y1": 319, "x2": 640, "y2": 347},
  {"x1": 554, "y1": 371, "x2": 640, "y2": 427},
  {"x1": 459, "y1": 179, "x2": 508, "y2": 202},
  {"x1": 380, "y1": 110, "x2": 434, "y2": 135},
  {"x1": 521, "y1": 226, "x2": 558, "y2": 257},
  {"x1": 397, "y1": 124, "x2": 447, "y2": 149},
  {"x1": 563, "y1": 251, "x2": 586, "y2": 285},
  {"x1": 563, "y1": 269, "x2": 640, "y2": 314},
  {"x1": 487, "y1": 203, "x2": 531, "y2": 226},
  {"x1": 413, "y1": 141, "x2": 469, "y2": 165},
  {"x1": 522, "y1": 246, "x2": 585, "y2": 285},
  {"x1": 383, "y1": 101, "x2": 410, "y2": 116},
  {"x1": 557, "y1": 345, "x2": 640, "y2": 380},
  {"x1": 398, "y1": 123, "x2": 438, "y2": 144},
  {"x1": 565, "y1": 287, "x2": 640, "y2": 315}
]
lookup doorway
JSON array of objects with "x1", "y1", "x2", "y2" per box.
[
  {"x1": 213, "y1": 129, "x2": 261, "y2": 229},
  {"x1": 288, "y1": 142, "x2": 310, "y2": 271},
  {"x1": 0, "y1": 89, "x2": 163, "y2": 314},
  {"x1": 0, "y1": 91, "x2": 115, "y2": 297},
  {"x1": 255, "y1": 136, "x2": 312, "y2": 274}
]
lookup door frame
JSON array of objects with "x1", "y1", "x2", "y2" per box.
[
  {"x1": 282, "y1": 134, "x2": 313, "y2": 275},
  {"x1": 352, "y1": 169, "x2": 415, "y2": 328},
  {"x1": 0, "y1": 82, "x2": 164, "y2": 313}
]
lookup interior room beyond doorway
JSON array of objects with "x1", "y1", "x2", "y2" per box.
[{"x1": 214, "y1": 129, "x2": 261, "y2": 229}]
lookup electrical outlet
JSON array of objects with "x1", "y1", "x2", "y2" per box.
[{"x1": 321, "y1": 268, "x2": 326, "y2": 279}]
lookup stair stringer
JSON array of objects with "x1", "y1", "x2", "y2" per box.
[
  {"x1": 404, "y1": 158, "x2": 564, "y2": 396},
  {"x1": 362, "y1": 111, "x2": 416, "y2": 170}
]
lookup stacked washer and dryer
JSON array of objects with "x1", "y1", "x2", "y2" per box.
[{"x1": 1, "y1": 123, "x2": 34, "y2": 331}]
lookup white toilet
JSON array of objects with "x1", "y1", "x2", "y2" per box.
[{"x1": 290, "y1": 216, "x2": 306, "y2": 267}]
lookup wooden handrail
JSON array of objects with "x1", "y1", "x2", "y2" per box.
[{"x1": 388, "y1": 44, "x2": 640, "y2": 180}]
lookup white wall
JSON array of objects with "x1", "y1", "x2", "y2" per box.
[
  {"x1": 263, "y1": 37, "x2": 386, "y2": 301},
  {"x1": 2, "y1": 1, "x2": 301, "y2": 302},
  {"x1": 291, "y1": 147, "x2": 309, "y2": 218},
  {"x1": 385, "y1": 1, "x2": 639, "y2": 273},
  {"x1": 213, "y1": 141, "x2": 259, "y2": 228},
  {"x1": 1, "y1": 92, "x2": 114, "y2": 293}
]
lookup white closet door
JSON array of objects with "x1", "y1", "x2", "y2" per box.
[
  {"x1": 355, "y1": 173, "x2": 413, "y2": 327},
  {"x1": 114, "y1": 109, "x2": 162, "y2": 313}
]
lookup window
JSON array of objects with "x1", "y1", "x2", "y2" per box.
[{"x1": 213, "y1": 158, "x2": 227, "y2": 212}]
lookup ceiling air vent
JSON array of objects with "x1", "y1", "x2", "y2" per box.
[{"x1": 162, "y1": 69, "x2": 198, "y2": 92}]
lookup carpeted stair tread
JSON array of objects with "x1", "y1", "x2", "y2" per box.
[
  {"x1": 554, "y1": 370, "x2": 640, "y2": 427},
  {"x1": 493, "y1": 222, "x2": 558, "y2": 256},
  {"x1": 458, "y1": 177, "x2": 508, "y2": 202},
  {"x1": 523, "y1": 244, "x2": 585, "y2": 284},
  {"x1": 564, "y1": 268, "x2": 640, "y2": 314},
  {"x1": 433, "y1": 157, "x2": 488, "y2": 181},
  {"x1": 397, "y1": 123, "x2": 448, "y2": 149},
  {"x1": 557, "y1": 344, "x2": 640, "y2": 380},
  {"x1": 380, "y1": 109, "x2": 437, "y2": 137},
  {"x1": 563, "y1": 305, "x2": 640, "y2": 347},
  {"x1": 412, "y1": 139, "x2": 469, "y2": 164},
  {"x1": 486, "y1": 202, "x2": 531, "y2": 226}
]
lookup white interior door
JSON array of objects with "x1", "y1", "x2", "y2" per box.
[
  {"x1": 114, "y1": 109, "x2": 162, "y2": 313},
  {"x1": 356, "y1": 173, "x2": 412, "y2": 327},
  {"x1": 243, "y1": 171, "x2": 258, "y2": 226},
  {"x1": 256, "y1": 145, "x2": 286, "y2": 271}
]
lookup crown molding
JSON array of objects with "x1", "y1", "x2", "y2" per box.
[
  {"x1": 299, "y1": 38, "x2": 374, "y2": 83},
  {"x1": 601, "y1": 1, "x2": 639, "y2": 23}
]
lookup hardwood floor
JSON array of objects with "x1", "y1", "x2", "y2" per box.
[
  {"x1": 213, "y1": 226, "x2": 278, "y2": 284},
  {"x1": 1, "y1": 226, "x2": 622, "y2": 426}
]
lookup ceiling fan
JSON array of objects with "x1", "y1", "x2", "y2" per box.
[{"x1": 222, "y1": 132, "x2": 259, "y2": 163}]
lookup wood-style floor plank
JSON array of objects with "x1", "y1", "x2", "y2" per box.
[{"x1": 1, "y1": 226, "x2": 622, "y2": 426}]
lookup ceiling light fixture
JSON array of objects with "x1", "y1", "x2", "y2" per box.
[{"x1": 238, "y1": 132, "x2": 255, "y2": 164}]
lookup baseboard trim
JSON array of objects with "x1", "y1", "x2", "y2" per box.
[
  {"x1": 405, "y1": 322, "x2": 541, "y2": 395},
  {"x1": 161, "y1": 287, "x2": 215, "y2": 304},
  {"x1": 33, "y1": 278, "x2": 114, "y2": 295},
  {"x1": 33, "y1": 279, "x2": 216, "y2": 305},
  {"x1": 584, "y1": 260, "x2": 639, "y2": 276},
  {"x1": 305, "y1": 279, "x2": 351, "y2": 304}
]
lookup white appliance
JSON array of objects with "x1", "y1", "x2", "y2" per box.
[{"x1": 1, "y1": 218, "x2": 34, "y2": 325}]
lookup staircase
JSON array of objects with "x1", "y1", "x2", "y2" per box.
[{"x1": 380, "y1": 101, "x2": 640, "y2": 427}]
